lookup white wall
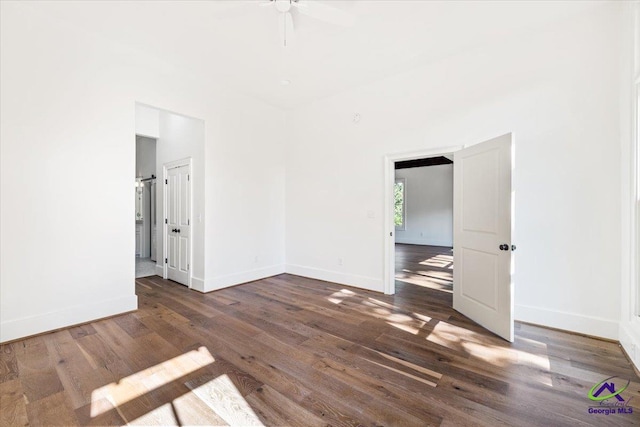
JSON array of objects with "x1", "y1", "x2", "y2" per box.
[
  {"x1": 619, "y1": 2, "x2": 640, "y2": 369},
  {"x1": 136, "y1": 104, "x2": 160, "y2": 139},
  {"x1": 285, "y1": 3, "x2": 625, "y2": 339},
  {"x1": 0, "y1": 2, "x2": 285, "y2": 342},
  {"x1": 395, "y1": 165, "x2": 453, "y2": 247}
]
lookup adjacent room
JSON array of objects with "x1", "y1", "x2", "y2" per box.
[
  {"x1": 1, "y1": 1, "x2": 639, "y2": 426},
  {"x1": 135, "y1": 135, "x2": 157, "y2": 279},
  {"x1": 394, "y1": 157, "x2": 454, "y2": 296}
]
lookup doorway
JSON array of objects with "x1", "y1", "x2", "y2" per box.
[
  {"x1": 393, "y1": 156, "x2": 454, "y2": 297},
  {"x1": 135, "y1": 103, "x2": 205, "y2": 290},
  {"x1": 384, "y1": 134, "x2": 514, "y2": 341},
  {"x1": 135, "y1": 135, "x2": 157, "y2": 279}
]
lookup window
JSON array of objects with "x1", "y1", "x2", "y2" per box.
[{"x1": 394, "y1": 178, "x2": 406, "y2": 230}]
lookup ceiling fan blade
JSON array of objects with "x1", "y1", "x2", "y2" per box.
[
  {"x1": 292, "y1": 1, "x2": 355, "y2": 27},
  {"x1": 278, "y1": 11, "x2": 295, "y2": 47}
]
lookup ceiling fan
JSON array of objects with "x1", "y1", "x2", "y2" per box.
[{"x1": 259, "y1": 0, "x2": 355, "y2": 47}]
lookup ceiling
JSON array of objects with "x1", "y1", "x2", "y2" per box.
[{"x1": 30, "y1": 0, "x2": 603, "y2": 109}]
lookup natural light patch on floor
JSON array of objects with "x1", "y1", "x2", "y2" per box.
[
  {"x1": 459, "y1": 341, "x2": 553, "y2": 386},
  {"x1": 365, "y1": 298, "x2": 436, "y2": 324},
  {"x1": 395, "y1": 277, "x2": 453, "y2": 292},
  {"x1": 428, "y1": 321, "x2": 503, "y2": 347},
  {"x1": 363, "y1": 350, "x2": 442, "y2": 388},
  {"x1": 90, "y1": 346, "x2": 215, "y2": 418},
  {"x1": 386, "y1": 321, "x2": 424, "y2": 335},
  {"x1": 327, "y1": 288, "x2": 356, "y2": 304},
  {"x1": 412, "y1": 312, "x2": 433, "y2": 323},
  {"x1": 514, "y1": 346, "x2": 551, "y2": 372},
  {"x1": 400, "y1": 268, "x2": 452, "y2": 282},
  {"x1": 461, "y1": 341, "x2": 511, "y2": 368},
  {"x1": 418, "y1": 255, "x2": 453, "y2": 269},
  {"x1": 361, "y1": 298, "x2": 433, "y2": 331},
  {"x1": 367, "y1": 298, "x2": 395, "y2": 309},
  {"x1": 425, "y1": 322, "x2": 463, "y2": 351},
  {"x1": 424, "y1": 322, "x2": 553, "y2": 384},
  {"x1": 426, "y1": 321, "x2": 512, "y2": 355},
  {"x1": 128, "y1": 403, "x2": 179, "y2": 426},
  {"x1": 186, "y1": 374, "x2": 264, "y2": 426}
]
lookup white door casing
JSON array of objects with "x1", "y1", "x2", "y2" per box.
[
  {"x1": 453, "y1": 133, "x2": 513, "y2": 342},
  {"x1": 384, "y1": 146, "x2": 463, "y2": 295},
  {"x1": 164, "y1": 160, "x2": 191, "y2": 287}
]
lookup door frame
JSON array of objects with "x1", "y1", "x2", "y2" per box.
[
  {"x1": 162, "y1": 157, "x2": 193, "y2": 288},
  {"x1": 383, "y1": 145, "x2": 463, "y2": 295}
]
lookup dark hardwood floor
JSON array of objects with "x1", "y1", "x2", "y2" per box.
[
  {"x1": 395, "y1": 243, "x2": 453, "y2": 292},
  {"x1": 1, "y1": 270, "x2": 639, "y2": 426}
]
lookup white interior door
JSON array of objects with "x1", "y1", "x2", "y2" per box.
[
  {"x1": 453, "y1": 133, "x2": 513, "y2": 342},
  {"x1": 166, "y1": 164, "x2": 191, "y2": 286}
]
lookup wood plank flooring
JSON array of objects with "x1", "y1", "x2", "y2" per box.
[
  {"x1": 395, "y1": 243, "x2": 453, "y2": 292},
  {"x1": 1, "y1": 270, "x2": 639, "y2": 425}
]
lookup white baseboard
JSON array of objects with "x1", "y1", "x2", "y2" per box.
[
  {"x1": 190, "y1": 276, "x2": 205, "y2": 292},
  {"x1": 515, "y1": 304, "x2": 619, "y2": 340},
  {"x1": 155, "y1": 265, "x2": 164, "y2": 277},
  {"x1": 0, "y1": 294, "x2": 138, "y2": 343},
  {"x1": 620, "y1": 321, "x2": 640, "y2": 371},
  {"x1": 202, "y1": 264, "x2": 285, "y2": 293},
  {"x1": 395, "y1": 238, "x2": 453, "y2": 247},
  {"x1": 285, "y1": 264, "x2": 384, "y2": 293}
]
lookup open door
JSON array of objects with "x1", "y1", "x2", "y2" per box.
[{"x1": 453, "y1": 134, "x2": 513, "y2": 342}]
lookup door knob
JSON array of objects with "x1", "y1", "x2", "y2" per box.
[
  {"x1": 511, "y1": 245, "x2": 516, "y2": 251},
  {"x1": 499, "y1": 244, "x2": 509, "y2": 251},
  {"x1": 176, "y1": 229, "x2": 180, "y2": 233}
]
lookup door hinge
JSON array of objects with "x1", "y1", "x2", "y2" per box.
[
  {"x1": 165, "y1": 179, "x2": 168, "y2": 184},
  {"x1": 187, "y1": 263, "x2": 189, "y2": 271},
  {"x1": 165, "y1": 258, "x2": 168, "y2": 264},
  {"x1": 187, "y1": 219, "x2": 190, "y2": 225},
  {"x1": 187, "y1": 175, "x2": 190, "y2": 181},
  {"x1": 165, "y1": 218, "x2": 168, "y2": 224}
]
